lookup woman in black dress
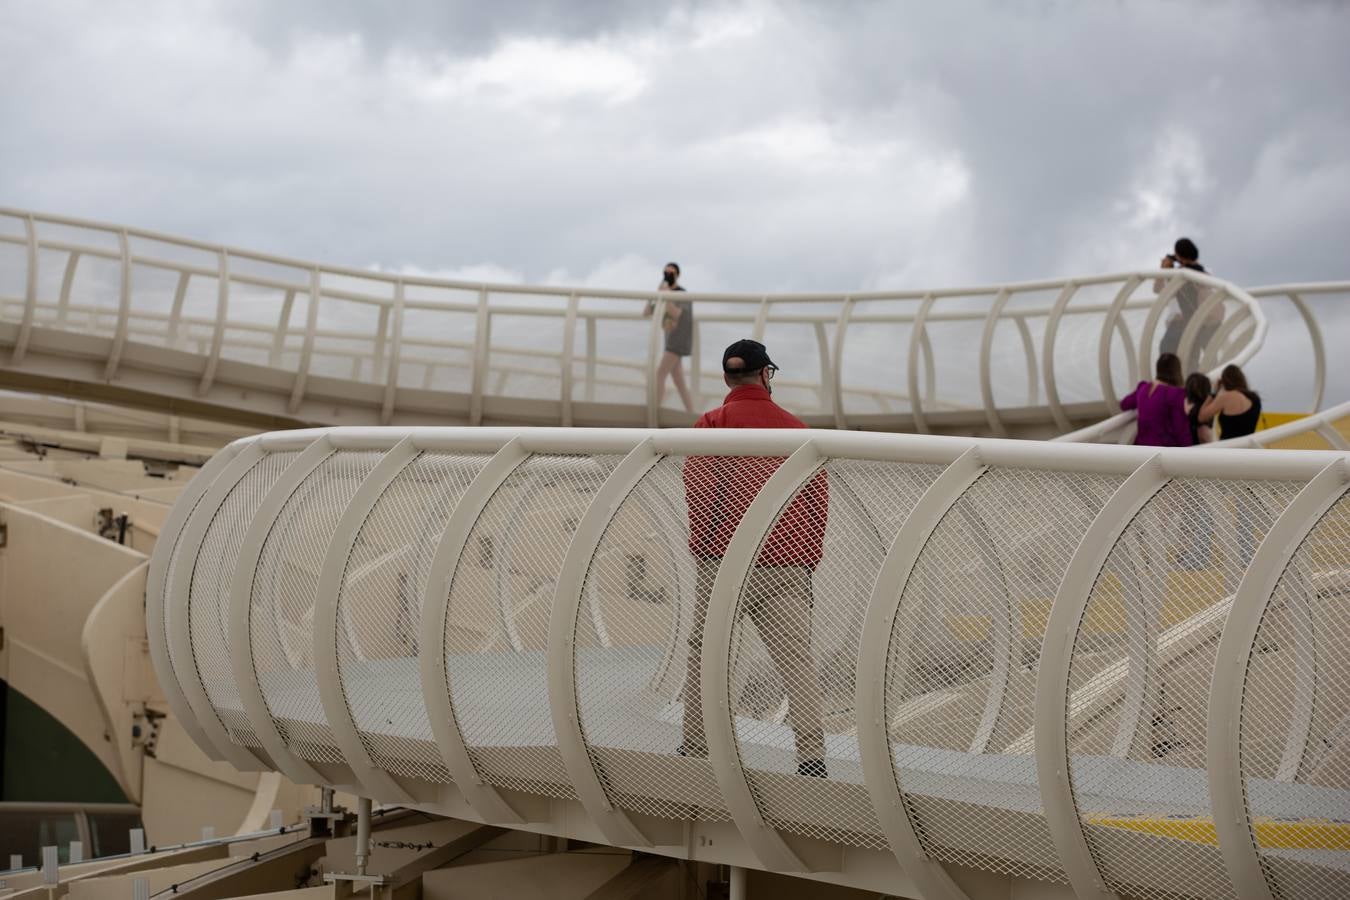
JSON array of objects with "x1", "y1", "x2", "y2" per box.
[
  {"x1": 645, "y1": 262, "x2": 695, "y2": 413},
  {"x1": 1199, "y1": 364, "x2": 1262, "y2": 440}
]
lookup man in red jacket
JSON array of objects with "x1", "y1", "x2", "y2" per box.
[{"x1": 679, "y1": 339, "x2": 829, "y2": 778}]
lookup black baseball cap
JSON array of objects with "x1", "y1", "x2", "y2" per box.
[{"x1": 722, "y1": 339, "x2": 776, "y2": 374}]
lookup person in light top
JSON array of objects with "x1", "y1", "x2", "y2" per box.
[{"x1": 643, "y1": 262, "x2": 695, "y2": 413}]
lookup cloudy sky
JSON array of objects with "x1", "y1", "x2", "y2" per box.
[{"x1": 1, "y1": 0, "x2": 1347, "y2": 405}]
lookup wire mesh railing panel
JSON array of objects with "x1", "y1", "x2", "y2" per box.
[
  {"x1": 250, "y1": 450, "x2": 383, "y2": 764},
  {"x1": 442, "y1": 453, "x2": 618, "y2": 800},
  {"x1": 882, "y1": 467, "x2": 1121, "y2": 882},
  {"x1": 1241, "y1": 492, "x2": 1350, "y2": 900},
  {"x1": 723, "y1": 459, "x2": 942, "y2": 848},
  {"x1": 337, "y1": 452, "x2": 488, "y2": 783},
  {"x1": 572, "y1": 455, "x2": 732, "y2": 822},
  {"x1": 187, "y1": 450, "x2": 299, "y2": 748},
  {"x1": 1069, "y1": 478, "x2": 1300, "y2": 900}
]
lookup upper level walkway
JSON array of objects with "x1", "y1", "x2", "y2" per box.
[
  {"x1": 150, "y1": 425, "x2": 1350, "y2": 899},
  {"x1": 2, "y1": 208, "x2": 1337, "y2": 440}
]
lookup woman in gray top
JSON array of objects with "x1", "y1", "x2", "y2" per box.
[{"x1": 645, "y1": 262, "x2": 695, "y2": 413}]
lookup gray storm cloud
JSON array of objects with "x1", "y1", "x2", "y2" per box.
[{"x1": 0, "y1": 0, "x2": 1346, "y2": 407}]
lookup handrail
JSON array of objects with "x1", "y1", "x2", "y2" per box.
[
  {"x1": 150, "y1": 425, "x2": 1350, "y2": 898},
  {"x1": 0, "y1": 207, "x2": 1278, "y2": 436}
]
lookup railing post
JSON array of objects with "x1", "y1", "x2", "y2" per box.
[
  {"x1": 1176, "y1": 284, "x2": 1228, "y2": 376},
  {"x1": 57, "y1": 250, "x2": 80, "y2": 328},
  {"x1": 1206, "y1": 459, "x2": 1348, "y2": 900},
  {"x1": 380, "y1": 281, "x2": 405, "y2": 424},
  {"x1": 978, "y1": 288, "x2": 1013, "y2": 436},
  {"x1": 270, "y1": 289, "x2": 296, "y2": 367},
  {"x1": 584, "y1": 316, "x2": 598, "y2": 403},
  {"x1": 10, "y1": 213, "x2": 38, "y2": 366},
  {"x1": 288, "y1": 267, "x2": 320, "y2": 415},
  {"x1": 751, "y1": 295, "x2": 769, "y2": 341},
  {"x1": 102, "y1": 229, "x2": 133, "y2": 381},
  {"x1": 372, "y1": 304, "x2": 390, "y2": 381},
  {"x1": 856, "y1": 446, "x2": 982, "y2": 900},
  {"x1": 829, "y1": 296, "x2": 854, "y2": 429},
  {"x1": 907, "y1": 294, "x2": 936, "y2": 433},
  {"x1": 167, "y1": 270, "x2": 190, "y2": 348},
  {"x1": 417, "y1": 439, "x2": 527, "y2": 824},
  {"x1": 196, "y1": 248, "x2": 229, "y2": 395},
  {"x1": 1035, "y1": 456, "x2": 1167, "y2": 900},
  {"x1": 469, "y1": 287, "x2": 491, "y2": 426},
  {"x1": 559, "y1": 292, "x2": 580, "y2": 427},
  {"x1": 1134, "y1": 273, "x2": 1186, "y2": 383},
  {"x1": 546, "y1": 437, "x2": 658, "y2": 847},
  {"x1": 1286, "y1": 291, "x2": 1326, "y2": 412},
  {"x1": 1095, "y1": 276, "x2": 1145, "y2": 416},
  {"x1": 1040, "y1": 282, "x2": 1080, "y2": 433},
  {"x1": 644, "y1": 294, "x2": 665, "y2": 428},
  {"x1": 1014, "y1": 315, "x2": 1038, "y2": 407}
]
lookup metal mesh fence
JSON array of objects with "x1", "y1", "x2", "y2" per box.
[
  {"x1": 187, "y1": 450, "x2": 299, "y2": 748},
  {"x1": 726, "y1": 459, "x2": 942, "y2": 848},
  {"x1": 883, "y1": 467, "x2": 1121, "y2": 882},
  {"x1": 250, "y1": 450, "x2": 383, "y2": 764},
  {"x1": 442, "y1": 453, "x2": 619, "y2": 799},
  {"x1": 337, "y1": 452, "x2": 488, "y2": 783},
  {"x1": 1241, "y1": 491, "x2": 1350, "y2": 900},
  {"x1": 1069, "y1": 478, "x2": 1299, "y2": 900}
]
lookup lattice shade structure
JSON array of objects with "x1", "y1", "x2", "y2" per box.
[{"x1": 147, "y1": 426, "x2": 1350, "y2": 900}]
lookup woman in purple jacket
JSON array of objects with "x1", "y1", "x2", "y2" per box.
[{"x1": 1120, "y1": 353, "x2": 1193, "y2": 447}]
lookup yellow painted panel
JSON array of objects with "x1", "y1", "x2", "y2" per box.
[{"x1": 1091, "y1": 815, "x2": 1350, "y2": 850}]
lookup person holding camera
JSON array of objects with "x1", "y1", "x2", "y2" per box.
[
  {"x1": 643, "y1": 262, "x2": 695, "y2": 413},
  {"x1": 1153, "y1": 238, "x2": 1221, "y2": 370}
]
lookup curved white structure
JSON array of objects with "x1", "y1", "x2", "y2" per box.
[
  {"x1": 0, "y1": 208, "x2": 1304, "y2": 439},
  {"x1": 151, "y1": 425, "x2": 1350, "y2": 899}
]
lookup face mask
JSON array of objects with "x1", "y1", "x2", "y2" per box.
[{"x1": 663, "y1": 271, "x2": 677, "y2": 285}]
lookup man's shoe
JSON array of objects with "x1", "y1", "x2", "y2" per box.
[{"x1": 796, "y1": 758, "x2": 827, "y2": 778}]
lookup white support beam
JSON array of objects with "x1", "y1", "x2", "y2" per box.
[
  {"x1": 978, "y1": 288, "x2": 1013, "y2": 437},
  {"x1": 1035, "y1": 456, "x2": 1168, "y2": 900},
  {"x1": 418, "y1": 438, "x2": 528, "y2": 824},
  {"x1": 1207, "y1": 459, "x2": 1348, "y2": 900},
  {"x1": 227, "y1": 436, "x2": 335, "y2": 786},
  {"x1": 856, "y1": 446, "x2": 982, "y2": 900},
  {"x1": 312, "y1": 436, "x2": 420, "y2": 803},
  {"x1": 144, "y1": 440, "x2": 245, "y2": 763},
  {"x1": 163, "y1": 440, "x2": 273, "y2": 770},
  {"x1": 701, "y1": 439, "x2": 821, "y2": 874},
  {"x1": 546, "y1": 437, "x2": 658, "y2": 847}
]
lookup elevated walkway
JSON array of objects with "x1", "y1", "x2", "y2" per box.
[
  {"x1": 5, "y1": 208, "x2": 1333, "y2": 440},
  {"x1": 150, "y1": 425, "x2": 1350, "y2": 899}
]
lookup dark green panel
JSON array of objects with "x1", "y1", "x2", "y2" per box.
[{"x1": 1, "y1": 683, "x2": 126, "y2": 803}]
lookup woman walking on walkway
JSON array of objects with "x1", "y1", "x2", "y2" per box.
[{"x1": 645, "y1": 262, "x2": 695, "y2": 413}]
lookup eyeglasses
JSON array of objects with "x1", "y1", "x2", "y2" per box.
[{"x1": 765, "y1": 364, "x2": 778, "y2": 381}]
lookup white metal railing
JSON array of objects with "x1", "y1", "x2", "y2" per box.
[
  {"x1": 0, "y1": 207, "x2": 1283, "y2": 435},
  {"x1": 1055, "y1": 281, "x2": 1344, "y2": 445},
  {"x1": 148, "y1": 426, "x2": 1350, "y2": 899}
]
